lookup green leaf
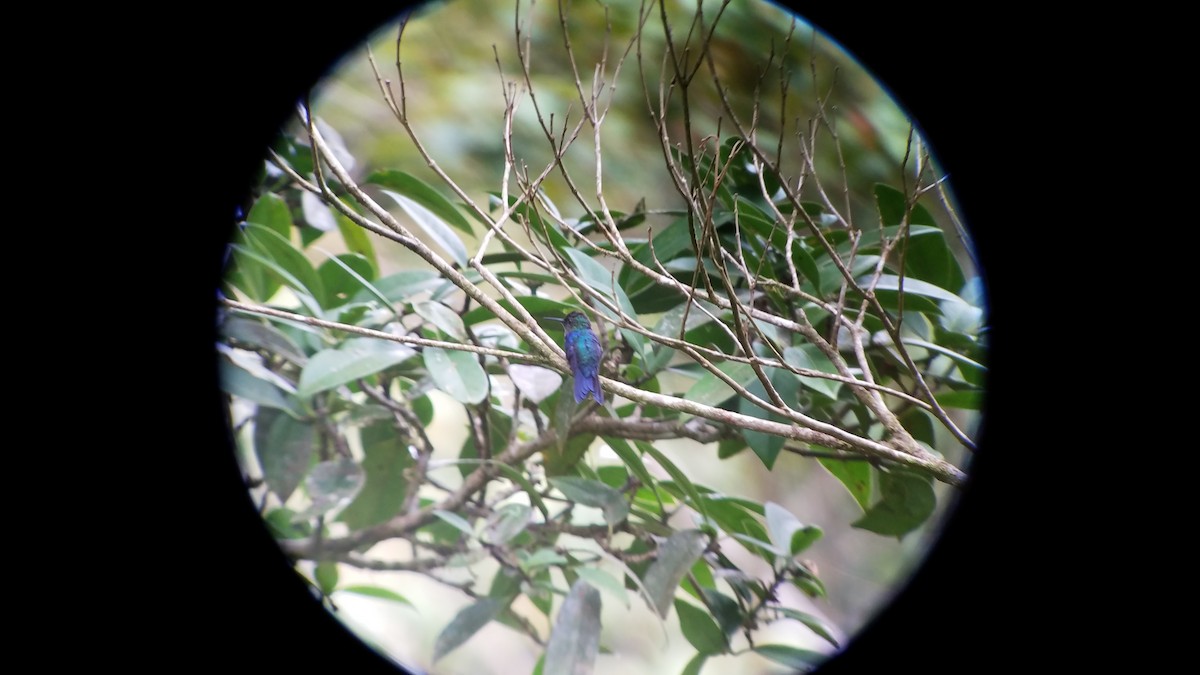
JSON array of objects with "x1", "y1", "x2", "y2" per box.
[
  {"x1": 456, "y1": 458, "x2": 550, "y2": 521},
  {"x1": 521, "y1": 547, "x2": 569, "y2": 570},
  {"x1": 600, "y1": 437, "x2": 659, "y2": 507},
  {"x1": 464, "y1": 296, "x2": 578, "y2": 327},
  {"x1": 900, "y1": 336, "x2": 987, "y2": 372},
  {"x1": 295, "y1": 458, "x2": 365, "y2": 521},
  {"x1": 644, "y1": 217, "x2": 696, "y2": 262},
  {"x1": 738, "y1": 377, "x2": 785, "y2": 470},
  {"x1": 675, "y1": 599, "x2": 727, "y2": 655},
  {"x1": 424, "y1": 347, "x2": 488, "y2": 404},
  {"x1": 297, "y1": 338, "x2": 417, "y2": 399},
  {"x1": 380, "y1": 188, "x2": 469, "y2": 268},
  {"x1": 862, "y1": 274, "x2": 967, "y2": 306},
  {"x1": 935, "y1": 389, "x2": 983, "y2": 410},
  {"x1": 253, "y1": 408, "x2": 315, "y2": 502},
  {"x1": 740, "y1": 428, "x2": 782, "y2": 470},
  {"x1": 642, "y1": 529, "x2": 708, "y2": 618},
  {"x1": 699, "y1": 588, "x2": 742, "y2": 637},
  {"x1": 359, "y1": 269, "x2": 442, "y2": 304},
  {"x1": 337, "y1": 420, "x2": 413, "y2": 529},
  {"x1": 783, "y1": 345, "x2": 842, "y2": 400},
  {"x1": 684, "y1": 361, "x2": 757, "y2": 408},
  {"x1": 220, "y1": 317, "x2": 308, "y2": 365},
  {"x1": 478, "y1": 252, "x2": 558, "y2": 273},
  {"x1": 873, "y1": 183, "x2": 908, "y2": 227},
  {"x1": 341, "y1": 404, "x2": 394, "y2": 429},
  {"x1": 819, "y1": 458, "x2": 872, "y2": 511},
  {"x1": 549, "y1": 476, "x2": 629, "y2": 526},
  {"x1": 298, "y1": 222, "x2": 324, "y2": 248},
  {"x1": 722, "y1": 511, "x2": 779, "y2": 562},
  {"x1": 548, "y1": 393, "x2": 584, "y2": 451},
  {"x1": 680, "y1": 652, "x2": 707, "y2": 675},
  {"x1": 698, "y1": 494, "x2": 764, "y2": 540},
  {"x1": 729, "y1": 532, "x2": 785, "y2": 560},
  {"x1": 489, "y1": 567, "x2": 523, "y2": 601},
  {"x1": 417, "y1": 498, "x2": 466, "y2": 545},
  {"x1": 852, "y1": 470, "x2": 937, "y2": 537},
  {"x1": 792, "y1": 570, "x2": 827, "y2": 599},
  {"x1": 775, "y1": 607, "x2": 840, "y2": 648},
  {"x1": 792, "y1": 242, "x2": 823, "y2": 295},
  {"x1": 228, "y1": 244, "x2": 322, "y2": 315},
  {"x1": 753, "y1": 644, "x2": 826, "y2": 671},
  {"x1": 263, "y1": 507, "x2": 311, "y2": 539},
  {"x1": 641, "y1": 342, "x2": 676, "y2": 375},
  {"x1": 432, "y1": 510, "x2": 476, "y2": 538},
  {"x1": 790, "y1": 527, "x2": 822, "y2": 556},
  {"x1": 314, "y1": 561, "x2": 339, "y2": 595},
  {"x1": 433, "y1": 598, "x2": 505, "y2": 662},
  {"x1": 245, "y1": 192, "x2": 292, "y2": 239},
  {"x1": 334, "y1": 212, "x2": 377, "y2": 267},
  {"x1": 547, "y1": 429, "x2": 597, "y2": 478},
  {"x1": 543, "y1": 579, "x2": 602, "y2": 675},
  {"x1": 218, "y1": 351, "x2": 303, "y2": 417},
  {"x1": 227, "y1": 239, "x2": 275, "y2": 303},
  {"x1": 904, "y1": 224, "x2": 965, "y2": 292},
  {"x1": 636, "y1": 442, "x2": 708, "y2": 523},
  {"x1": 716, "y1": 438, "x2": 747, "y2": 460},
  {"x1": 242, "y1": 223, "x2": 326, "y2": 306},
  {"x1": 901, "y1": 407, "x2": 937, "y2": 446},
  {"x1": 300, "y1": 190, "x2": 337, "y2": 232},
  {"x1": 269, "y1": 134, "x2": 313, "y2": 175},
  {"x1": 561, "y1": 248, "x2": 617, "y2": 300},
  {"x1": 413, "y1": 300, "x2": 467, "y2": 340},
  {"x1": 874, "y1": 184, "x2": 964, "y2": 291},
  {"x1": 483, "y1": 503, "x2": 532, "y2": 545},
  {"x1": 338, "y1": 585, "x2": 414, "y2": 608},
  {"x1": 527, "y1": 567, "x2": 555, "y2": 617},
  {"x1": 316, "y1": 252, "x2": 388, "y2": 314},
  {"x1": 764, "y1": 502, "x2": 823, "y2": 557},
  {"x1": 575, "y1": 566, "x2": 630, "y2": 609},
  {"x1": 412, "y1": 392, "x2": 434, "y2": 426},
  {"x1": 940, "y1": 297, "x2": 984, "y2": 336},
  {"x1": 583, "y1": 549, "x2": 663, "y2": 623},
  {"x1": 366, "y1": 169, "x2": 474, "y2": 234},
  {"x1": 596, "y1": 465, "x2": 629, "y2": 490}
]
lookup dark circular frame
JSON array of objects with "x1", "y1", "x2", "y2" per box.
[{"x1": 185, "y1": 3, "x2": 1013, "y2": 673}]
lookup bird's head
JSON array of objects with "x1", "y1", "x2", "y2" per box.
[
  {"x1": 562, "y1": 311, "x2": 591, "y2": 331},
  {"x1": 543, "y1": 310, "x2": 592, "y2": 332}
]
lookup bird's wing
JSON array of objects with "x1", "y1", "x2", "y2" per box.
[{"x1": 565, "y1": 337, "x2": 579, "y2": 371}]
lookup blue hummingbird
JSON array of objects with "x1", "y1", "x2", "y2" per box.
[{"x1": 546, "y1": 311, "x2": 604, "y2": 404}]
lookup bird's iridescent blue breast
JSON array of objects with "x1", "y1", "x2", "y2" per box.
[{"x1": 561, "y1": 311, "x2": 603, "y2": 404}]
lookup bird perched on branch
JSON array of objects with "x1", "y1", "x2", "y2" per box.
[{"x1": 546, "y1": 311, "x2": 604, "y2": 404}]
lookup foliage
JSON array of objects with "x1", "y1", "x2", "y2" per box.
[{"x1": 217, "y1": 1, "x2": 986, "y2": 673}]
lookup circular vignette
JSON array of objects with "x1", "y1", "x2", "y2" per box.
[{"x1": 209, "y1": 2, "x2": 999, "y2": 674}]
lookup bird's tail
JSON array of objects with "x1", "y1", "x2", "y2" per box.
[{"x1": 574, "y1": 370, "x2": 604, "y2": 404}]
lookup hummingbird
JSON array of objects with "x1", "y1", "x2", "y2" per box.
[{"x1": 546, "y1": 311, "x2": 604, "y2": 404}]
